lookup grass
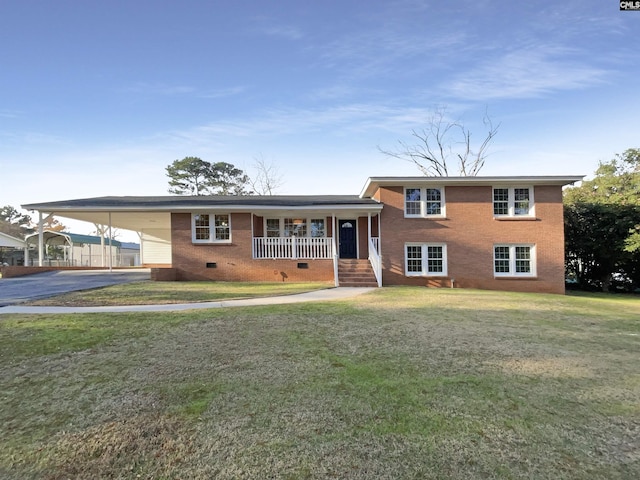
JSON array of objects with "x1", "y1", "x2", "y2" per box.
[
  {"x1": 1, "y1": 287, "x2": 639, "y2": 479},
  {"x1": 26, "y1": 280, "x2": 331, "y2": 306}
]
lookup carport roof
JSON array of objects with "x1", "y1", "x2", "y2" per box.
[
  {"x1": 22, "y1": 194, "x2": 381, "y2": 210},
  {"x1": 21, "y1": 195, "x2": 382, "y2": 233}
]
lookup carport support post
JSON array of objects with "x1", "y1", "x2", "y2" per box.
[
  {"x1": 38, "y1": 212, "x2": 44, "y2": 267},
  {"x1": 108, "y1": 212, "x2": 113, "y2": 272},
  {"x1": 99, "y1": 226, "x2": 105, "y2": 267}
]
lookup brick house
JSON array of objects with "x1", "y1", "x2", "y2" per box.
[{"x1": 22, "y1": 175, "x2": 582, "y2": 294}]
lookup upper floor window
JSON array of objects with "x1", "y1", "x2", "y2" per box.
[
  {"x1": 494, "y1": 244, "x2": 536, "y2": 277},
  {"x1": 404, "y1": 187, "x2": 445, "y2": 217},
  {"x1": 405, "y1": 243, "x2": 448, "y2": 276},
  {"x1": 493, "y1": 187, "x2": 534, "y2": 217},
  {"x1": 192, "y1": 213, "x2": 231, "y2": 243}
]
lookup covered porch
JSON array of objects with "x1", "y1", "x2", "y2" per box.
[{"x1": 249, "y1": 212, "x2": 382, "y2": 287}]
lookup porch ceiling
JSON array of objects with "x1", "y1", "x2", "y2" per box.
[{"x1": 29, "y1": 210, "x2": 171, "y2": 233}]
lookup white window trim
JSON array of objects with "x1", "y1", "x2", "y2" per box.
[
  {"x1": 191, "y1": 213, "x2": 232, "y2": 244},
  {"x1": 493, "y1": 244, "x2": 536, "y2": 277},
  {"x1": 404, "y1": 187, "x2": 446, "y2": 218},
  {"x1": 405, "y1": 242, "x2": 448, "y2": 277},
  {"x1": 493, "y1": 186, "x2": 535, "y2": 218},
  {"x1": 263, "y1": 217, "x2": 327, "y2": 238}
]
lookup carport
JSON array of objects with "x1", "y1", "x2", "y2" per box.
[{"x1": 21, "y1": 198, "x2": 172, "y2": 268}]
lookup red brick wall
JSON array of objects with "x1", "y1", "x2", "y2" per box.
[
  {"x1": 171, "y1": 213, "x2": 335, "y2": 283},
  {"x1": 377, "y1": 185, "x2": 566, "y2": 294}
]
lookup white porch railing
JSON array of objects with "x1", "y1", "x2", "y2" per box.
[
  {"x1": 371, "y1": 237, "x2": 380, "y2": 255},
  {"x1": 369, "y1": 237, "x2": 382, "y2": 287},
  {"x1": 253, "y1": 237, "x2": 333, "y2": 259}
]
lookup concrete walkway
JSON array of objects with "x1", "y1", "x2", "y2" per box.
[{"x1": 0, "y1": 287, "x2": 375, "y2": 315}]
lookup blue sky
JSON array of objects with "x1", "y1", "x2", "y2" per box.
[{"x1": 1, "y1": 0, "x2": 638, "y2": 224}]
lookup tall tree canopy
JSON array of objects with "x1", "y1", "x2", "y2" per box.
[
  {"x1": 564, "y1": 148, "x2": 640, "y2": 291},
  {"x1": 166, "y1": 157, "x2": 252, "y2": 195}
]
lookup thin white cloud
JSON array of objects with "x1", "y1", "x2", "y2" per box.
[
  {"x1": 0, "y1": 110, "x2": 20, "y2": 119},
  {"x1": 318, "y1": 28, "x2": 466, "y2": 79},
  {"x1": 261, "y1": 25, "x2": 303, "y2": 40},
  {"x1": 121, "y1": 83, "x2": 196, "y2": 95},
  {"x1": 249, "y1": 14, "x2": 304, "y2": 40},
  {"x1": 160, "y1": 103, "x2": 436, "y2": 147},
  {"x1": 445, "y1": 46, "x2": 609, "y2": 100},
  {"x1": 200, "y1": 86, "x2": 247, "y2": 99},
  {"x1": 0, "y1": 130, "x2": 68, "y2": 146}
]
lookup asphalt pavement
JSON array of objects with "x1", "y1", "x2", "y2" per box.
[{"x1": 0, "y1": 269, "x2": 151, "y2": 307}]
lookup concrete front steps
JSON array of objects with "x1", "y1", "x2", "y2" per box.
[{"x1": 337, "y1": 259, "x2": 379, "y2": 287}]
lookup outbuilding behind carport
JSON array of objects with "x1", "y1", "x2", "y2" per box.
[{"x1": 23, "y1": 230, "x2": 123, "y2": 267}]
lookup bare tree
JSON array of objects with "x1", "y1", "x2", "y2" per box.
[
  {"x1": 248, "y1": 154, "x2": 284, "y2": 195},
  {"x1": 379, "y1": 107, "x2": 500, "y2": 176}
]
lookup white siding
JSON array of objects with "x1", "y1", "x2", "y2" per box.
[{"x1": 141, "y1": 229, "x2": 171, "y2": 265}]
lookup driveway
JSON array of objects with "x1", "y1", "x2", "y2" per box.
[{"x1": 0, "y1": 269, "x2": 151, "y2": 307}]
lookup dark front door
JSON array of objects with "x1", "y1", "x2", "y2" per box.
[{"x1": 339, "y1": 219, "x2": 357, "y2": 259}]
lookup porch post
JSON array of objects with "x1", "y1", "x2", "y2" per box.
[
  {"x1": 367, "y1": 213, "x2": 371, "y2": 253},
  {"x1": 332, "y1": 214, "x2": 336, "y2": 256},
  {"x1": 251, "y1": 213, "x2": 255, "y2": 259}
]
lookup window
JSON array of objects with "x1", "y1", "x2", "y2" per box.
[
  {"x1": 310, "y1": 218, "x2": 325, "y2": 238},
  {"x1": 493, "y1": 187, "x2": 534, "y2": 217},
  {"x1": 192, "y1": 213, "x2": 231, "y2": 243},
  {"x1": 405, "y1": 243, "x2": 447, "y2": 276},
  {"x1": 265, "y1": 217, "x2": 327, "y2": 238},
  {"x1": 214, "y1": 215, "x2": 230, "y2": 240},
  {"x1": 405, "y1": 188, "x2": 421, "y2": 215},
  {"x1": 404, "y1": 187, "x2": 445, "y2": 217},
  {"x1": 494, "y1": 245, "x2": 535, "y2": 277},
  {"x1": 266, "y1": 219, "x2": 280, "y2": 238},
  {"x1": 284, "y1": 218, "x2": 307, "y2": 237},
  {"x1": 426, "y1": 188, "x2": 442, "y2": 215},
  {"x1": 194, "y1": 214, "x2": 210, "y2": 241}
]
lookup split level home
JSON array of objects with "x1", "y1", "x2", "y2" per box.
[{"x1": 22, "y1": 175, "x2": 583, "y2": 294}]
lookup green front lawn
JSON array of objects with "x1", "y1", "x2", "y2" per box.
[{"x1": 1, "y1": 288, "x2": 638, "y2": 479}]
